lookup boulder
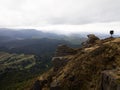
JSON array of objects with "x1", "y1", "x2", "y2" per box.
[{"x1": 87, "y1": 34, "x2": 100, "y2": 44}]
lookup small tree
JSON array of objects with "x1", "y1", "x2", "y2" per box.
[{"x1": 110, "y1": 30, "x2": 114, "y2": 37}]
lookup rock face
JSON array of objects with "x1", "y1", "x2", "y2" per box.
[
  {"x1": 101, "y1": 70, "x2": 120, "y2": 90},
  {"x1": 53, "y1": 44, "x2": 76, "y2": 71},
  {"x1": 55, "y1": 44, "x2": 77, "y2": 56},
  {"x1": 87, "y1": 34, "x2": 100, "y2": 44}
]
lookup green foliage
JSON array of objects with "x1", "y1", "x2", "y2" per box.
[{"x1": 0, "y1": 52, "x2": 52, "y2": 90}]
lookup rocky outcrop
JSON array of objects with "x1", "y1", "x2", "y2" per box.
[
  {"x1": 52, "y1": 44, "x2": 75, "y2": 71},
  {"x1": 31, "y1": 36, "x2": 120, "y2": 90},
  {"x1": 87, "y1": 34, "x2": 100, "y2": 44},
  {"x1": 82, "y1": 34, "x2": 100, "y2": 47},
  {"x1": 101, "y1": 69, "x2": 120, "y2": 90},
  {"x1": 55, "y1": 44, "x2": 77, "y2": 56}
]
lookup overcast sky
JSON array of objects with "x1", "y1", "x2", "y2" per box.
[{"x1": 0, "y1": 0, "x2": 120, "y2": 34}]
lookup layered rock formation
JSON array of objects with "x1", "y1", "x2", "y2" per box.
[{"x1": 31, "y1": 36, "x2": 120, "y2": 90}]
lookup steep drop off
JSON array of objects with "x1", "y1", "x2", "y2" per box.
[{"x1": 31, "y1": 36, "x2": 120, "y2": 90}]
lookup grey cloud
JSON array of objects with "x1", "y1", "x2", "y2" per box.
[
  {"x1": 48, "y1": 0, "x2": 120, "y2": 25},
  {"x1": 0, "y1": 0, "x2": 120, "y2": 27}
]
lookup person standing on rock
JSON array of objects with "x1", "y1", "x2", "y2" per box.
[{"x1": 110, "y1": 30, "x2": 114, "y2": 37}]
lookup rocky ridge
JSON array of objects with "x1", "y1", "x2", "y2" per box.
[{"x1": 31, "y1": 35, "x2": 120, "y2": 90}]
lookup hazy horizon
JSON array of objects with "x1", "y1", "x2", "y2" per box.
[{"x1": 0, "y1": 0, "x2": 120, "y2": 35}]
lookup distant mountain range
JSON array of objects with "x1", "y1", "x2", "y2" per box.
[
  {"x1": 0, "y1": 38, "x2": 71, "y2": 55},
  {"x1": 0, "y1": 28, "x2": 64, "y2": 40},
  {"x1": 0, "y1": 28, "x2": 118, "y2": 44},
  {"x1": 0, "y1": 28, "x2": 87, "y2": 44}
]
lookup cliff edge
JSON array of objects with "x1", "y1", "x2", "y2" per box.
[{"x1": 31, "y1": 35, "x2": 120, "y2": 90}]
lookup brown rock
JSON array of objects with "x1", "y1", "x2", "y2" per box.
[
  {"x1": 55, "y1": 44, "x2": 77, "y2": 56},
  {"x1": 87, "y1": 34, "x2": 100, "y2": 44}
]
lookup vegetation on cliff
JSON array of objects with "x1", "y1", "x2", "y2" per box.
[{"x1": 31, "y1": 37, "x2": 120, "y2": 90}]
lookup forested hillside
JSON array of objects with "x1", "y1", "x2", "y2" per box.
[
  {"x1": 0, "y1": 37, "x2": 78, "y2": 90},
  {"x1": 0, "y1": 29, "x2": 85, "y2": 90}
]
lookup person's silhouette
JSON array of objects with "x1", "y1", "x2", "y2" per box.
[{"x1": 110, "y1": 30, "x2": 114, "y2": 37}]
